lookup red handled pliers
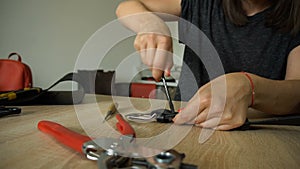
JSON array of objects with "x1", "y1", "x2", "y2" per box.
[{"x1": 37, "y1": 113, "x2": 136, "y2": 168}]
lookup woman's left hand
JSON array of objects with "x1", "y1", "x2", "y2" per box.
[{"x1": 173, "y1": 72, "x2": 252, "y2": 130}]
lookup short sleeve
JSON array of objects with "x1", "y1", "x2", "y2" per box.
[
  {"x1": 179, "y1": 0, "x2": 198, "y2": 43},
  {"x1": 179, "y1": 0, "x2": 222, "y2": 44},
  {"x1": 288, "y1": 33, "x2": 300, "y2": 53}
]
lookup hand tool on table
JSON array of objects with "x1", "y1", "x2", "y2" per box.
[
  {"x1": 0, "y1": 106, "x2": 21, "y2": 117},
  {"x1": 126, "y1": 75, "x2": 178, "y2": 123},
  {"x1": 38, "y1": 114, "x2": 135, "y2": 169},
  {"x1": 38, "y1": 120, "x2": 197, "y2": 168},
  {"x1": 0, "y1": 87, "x2": 41, "y2": 105},
  {"x1": 103, "y1": 103, "x2": 119, "y2": 122}
]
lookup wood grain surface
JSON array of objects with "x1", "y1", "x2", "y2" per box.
[{"x1": 0, "y1": 95, "x2": 299, "y2": 169}]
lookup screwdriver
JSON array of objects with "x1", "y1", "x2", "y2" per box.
[
  {"x1": 161, "y1": 75, "x2": 175, "y2": 114},
  {"x1": 103, "y1": 103, "x2": 118, "y2": 122},
  {"x1": 0, "y1": 88, "x2": 41, "y2": 105}
]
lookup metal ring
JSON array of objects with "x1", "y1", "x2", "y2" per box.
[{"x1": 154, "y1": 152, "x2": 175, "y2": 164}]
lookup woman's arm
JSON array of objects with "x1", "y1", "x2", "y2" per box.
[
  {"x1": 173, "y1": 45, "x2": 300, "y2": 130},
  {"x1": 252, "y1": 45, "x2": 300, "y2": 114},
  {"x1": 116, "y1": 0, "x2": 181, "y2": 19},
  {"x1": 116, "y1": 0, "x2": 181, "y2": 80},
  {"x1": 286, "y1": 46, "x2": 300, "y2": 79}
]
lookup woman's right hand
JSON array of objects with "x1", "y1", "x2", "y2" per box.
[
  {"x1": 134, "y1": 32, "x2": 174, "y2": 81},
  {"x1": 116, "y1": 0, "x2": 180, "y2": 80}
]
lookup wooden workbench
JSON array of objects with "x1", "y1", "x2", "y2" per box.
[{"x1": 0, "y1": 95, "x2": 299, "y2": 169}]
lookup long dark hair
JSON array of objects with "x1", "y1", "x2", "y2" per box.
[{"x1": 222, "y1": 0, "x2": 300, "y2": 36}]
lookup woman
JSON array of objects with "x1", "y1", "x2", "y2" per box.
[{"x1": 116, "y1": 0, "x2": 300, "y2": 130}]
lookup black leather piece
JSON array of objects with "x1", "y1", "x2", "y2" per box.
[{"x1": 0, "y1": 72, "x2": 85, "y2": 105}]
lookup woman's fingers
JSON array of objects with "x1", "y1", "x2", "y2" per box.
[
  {"x1": 152, "y1": 37, "x2": 173, "y2": 80},
  {"x1": 198, "y1": 117, "x2": 222, "y2": 128},
  {"x1": 152, "y1": 49, "x2": 173, "y2": 80},
  {"x1": 173, "y1": 93, "x2": 208, "y2": 124},
  {"x1": 194, "y1": 108, "x2": 209, "y2": 124},
  {"x1": 136, "y1": 34, "x2": 155, "y2": 67},
  {"x1": 216, "y1": 125, "x2": 235, "y2": 131},
  {"x1": 134, "y1": 33, "x2": 173, "y2": 81}
]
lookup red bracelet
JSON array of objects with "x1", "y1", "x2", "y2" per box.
[{"x1": 242, "y1": 72, "x2": 255, "y2": 107}]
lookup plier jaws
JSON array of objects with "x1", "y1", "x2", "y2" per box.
[{"x1": 82, "y1": 140, "x2": 104, "y2": 161}]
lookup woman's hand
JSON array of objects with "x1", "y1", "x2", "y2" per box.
[
  {"x1": 116, "y1": 0, "x2": 180, "y2": 81},
  {"x1": 134, "y1": 32, "x2": 174, "y2": 81},
  {"x1": 173, "y1": 73, "x2": 252, "y2": 130}
]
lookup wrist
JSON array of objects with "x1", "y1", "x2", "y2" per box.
[
  {"x1": 241, "y1": 72, "x2": 255, "y2": 107},
  {"x1": 140, "y1": 21, "x2": 171, "y2": 36},
  {"x1": 137, "y1": 13, "x2": 171, "y2": 36}
]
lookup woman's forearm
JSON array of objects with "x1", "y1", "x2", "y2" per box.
[
  {"x1": 251, "y1": 74, "x2": 300, "y2": 115},
  {"x1": 116, "y1": 0, "x2": 172, "y2": 35}
]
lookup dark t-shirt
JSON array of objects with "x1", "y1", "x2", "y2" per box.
[{"x1": 175, "y1": 0, "x2": 300, "y2": 101}]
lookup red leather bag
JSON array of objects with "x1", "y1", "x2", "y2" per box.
[{"x1": 0, "y1": 53, "x2": 33, "y2": 92}]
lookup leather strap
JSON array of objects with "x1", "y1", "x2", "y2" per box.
[
  {"x1": 45, "y1": 72, "x2": 83, "y2": 91},
  {"x1": 37, "y1": 72, "x2": 85, "y2": 105},
  {"x1": 0, "y1": 72, "x2": 86, "y2": 105}
]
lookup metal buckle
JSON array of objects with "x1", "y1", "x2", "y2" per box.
[{"x1": 125, "y1": 109, "x2": 177, "y2": 123}]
